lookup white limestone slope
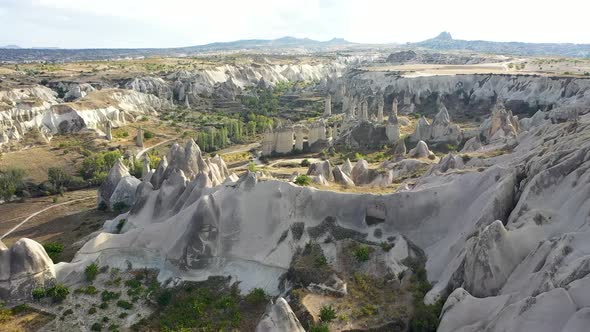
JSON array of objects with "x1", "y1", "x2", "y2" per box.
[{"x1": 0, "y1": 86, "x2": 169, "y2": 147}]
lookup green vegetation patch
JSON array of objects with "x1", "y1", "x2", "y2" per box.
[{"x1": 133, "y1": 276, "x2": 267, "y2": 332}]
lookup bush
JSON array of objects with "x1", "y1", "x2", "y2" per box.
[
  {"x1": 101, "y1": 290, "x2": 120, "y2": 302},
  {"x1": 0, "y1": 168, "x2": 26, "y2": 200},
  {"x1": 309, "y1": 323, "x2": 329, "y2": 332},
  {"x1": 47, "y1": 284, "x2": 69, "y2": 302},
  {"x1": 88, "y1": 307, "x2": 97, "y2": 314},
  {"x1": 48, "y1": 167, "x2": 71, "y2": 191},
  {"x1": 300, "y1": 159, "x2": 310, "y2": 167},
  {"x1": 112, "y1": 201, "x2": 129, "y2": 213},
  {"x1": 319, "y1": 305, "x2": 337, "y2": 323},
  {"x1": 32, "y1": 288, "x2": 46, "y2": 300},
  {"x1": 245, "y1": 288, "x2": 267, "y2": 304},
  {"x1": 97, "y1": 201, "x2": 108, "y2": 211},
  {"x1": 91, "y1": 322, "x2": 102, "y2": 331},
  {"x1": 43, "y1": 242, "x2": 64, "y2": 263},
  {"x1": 116, "y1": 300, "x2": 133, "y2": 310},
  {"x1": 353, "y1": 244, "x2": 373, "y2": 262},
  {"x1": 85, "y1": 263, "x2": 99, "y2": 282},
  {"x1": 143, "y1": 131, "x2": 155, "y2": 140},
  {"x1": 116, "y1": 219, "x2": 126, "y2": 233},
  {"x1": 294, "y1": 175, "x2": 312, "y2": 186},
  {"x1": 247, "y1": 161, "x2": 258, "y2": 172}
]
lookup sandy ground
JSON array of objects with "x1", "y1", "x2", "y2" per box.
[{"x1": 0, "y1": 189, "x2": 116, "y2": 262}]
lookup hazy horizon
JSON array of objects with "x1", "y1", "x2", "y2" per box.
[{"x1": 2, "y1": 0, "x2": 590, "y2": 49}]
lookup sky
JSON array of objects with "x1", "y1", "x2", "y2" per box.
[{"x1": 1, "y1": 0, "x2": 590, "y2": 49}]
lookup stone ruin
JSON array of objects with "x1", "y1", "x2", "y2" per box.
[{"x1": 261, "y1": 120, "x2": 332, "y2": 156}]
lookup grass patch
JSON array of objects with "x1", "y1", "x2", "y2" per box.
[{"x1": 134, "y1": 277, "x2": 267, "y2": 332}]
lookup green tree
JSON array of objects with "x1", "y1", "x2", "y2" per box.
[
  {"x1": 0, "y1": 168, "x2": 26, "y2": 200},
  {"x1": 48, "y1": 167, "x2": 71, "y2": 191}
]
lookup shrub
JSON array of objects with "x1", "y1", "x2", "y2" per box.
[
  {"x1": 300, "y1": 159, "x2": 310, "y2": 167},
  {"x1": 0, "y1": 168, "x2": 26, "y2": 200},
  {"x1": 155, "y1": 289, "x2": 172, "y2": 307},
  {"x1": 309, "y1": 323, "x2": 329, "y2": 332},
  {"x1": 32, "y1": 288, "x2": 46, "y2": 300},
  {"x1": 85, "y1": 263, "x2": 99, "y2": 282},
  {"x1": 319, "y1": 305, "x2": 337, "y2": 323},
  {"x1": 143, "y1": 131, "x2": 154, "y2": 140},
  {"x1": 118, "y1": 312, "x2": 128, "y2": 319},
  {"x1": 294, "y1": 175, "x2": 312, "y2": 186},
  {"x1": 99, "y1": 302, "x2": 108, "y2": 309},
  {"x1": 88, "y1": 307, "x2": 97, "y2": 314},
  {"x1": 247, "y1": 161, "x2": 257, "y2": 172},
  {"x1": 117, "y1": 300, "x2": 133, "y2": 310},
  {"x1": 91, "y1": 322, "x2": 102, "y2": 331},
  {"x1": 47, "y1": 284, "x2": 69, "y2": 302},
  {"x1": 116, "y1": 219, "x2": 126, "y2": 233},
  {"x1": 101, "y1": 290, "x2": 120, "y2": 302},
  {"x1": 97, "y1": 201, "x2": 108, "y2": 211},
  {"x1": 353, "y1": 244, "x2": 373, "y2": 262},
  {"x1": 43, "y1": 242, "x2": 64, "y2": 263},
  {"x1": 62, "y1": 308, "x2": 73, "y2": 316},
  {"x1": 48, "y1": 167, "x2": 71, "y2": 191},
  {"x1": 84, "y1": 286, "x2": 98, "y2": 295},
  {"x1": 245, "y1": 288, "x2": 267, "y2": 304},
  {"x1": 112, "y1": 201, "x2": 129, "y2": 213}
]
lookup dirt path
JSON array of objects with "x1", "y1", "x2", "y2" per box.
[
  {"x1": 136, "y1": 136, "x2": 179, "y2": 158},
  {"x1": 1, "y1": 196, "x2": 95, "y2": 240}
]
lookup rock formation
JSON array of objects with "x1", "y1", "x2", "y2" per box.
[
  {"x1": 408, "y1": 140, "x2": 434, "y2": 159},
  {"x1": 324, "y1": 94, "x2": 331, "y2": 117},
  {"x1": 377, "y1": 96, "x2": 384, "y2": 123},
  {"x1": 0, "y1": 87, "x2": 167, "y2": 149},
  {"x1": 0, "y1": 238, "x2": 55, "y2": 302},
  {"x1": 411, "y1": 100, "x2": 462, "y2": 145},
  {"x1": 332, "y1": 165, "x2": 355, "y2": 187},
  {"x1": 98, "y1": 159, "x2": 140, "y2": 210},
  {"x1": 105, "y1": 120, "x2": 113, "y2": 140},
  {"x1": 307, "y1": 160, "x2": 333, "y2": 181},
  {"x1": 136, "y1": 127, "x2": 144, "y2": 148},
  {"x1": 255, "y1": 298, "x2": 305, "y2": 332},
  {"x1": 461, "y1": 136, "x2": 483, "y2": 152},
  {"x1": 480, "y1": 102, "x2": 520, "y2": 142}
]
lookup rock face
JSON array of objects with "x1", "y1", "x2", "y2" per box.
[
  {"x1": 0, "y1": 238, "x2": 55, "y2": 302},
  {"x1": 333, "y1": 166, "x2": 355, "y2": 187},
  {"x1": 307, "y1": 160, "x2": 333, "y2": 181},
  {"x1": 411, "y1": 101, "x2": 462, "y2": 144},
  {"x1": 0, "y1": 86, "x2": 168, "y2": 149},
  {"x1": 351, "y1": 159, "x2": 370, "y2": 185},
  {"x1": 324, "y1": 95, "x2": 332, "y2": 117},
  {"x1": 408, "y1": 140, "x2": 433, "y2": 158},
  {"x1": 98, "y1": 159, "x2": 133, "y2": 209},
  {"x1": 461, "y1": 136, "x2": 483, "y2": 152},
  {"x1": 255, "y1": 298, "x2": 305, "y2": 332},
  {"x1": 480, "y1": 102, "x2": 520, "y2": 142}
]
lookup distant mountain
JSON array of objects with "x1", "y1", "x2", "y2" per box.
[
  {"x1": 0, "y1": 45, "x2": 21, "y2": 49},
  {"x1": 414, "y1": 32, "x2": 590, "y2": 58},
  {"x1": 180, "y1": 36, "x2": 353, "y2": 52}
]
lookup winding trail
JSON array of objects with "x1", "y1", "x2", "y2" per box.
[
  {"x1": 0, "y1": 196, "x2": 95, "y2": 240},
  {"x1": 136, "y1": 137, "x2": 178, "y2": 159}
]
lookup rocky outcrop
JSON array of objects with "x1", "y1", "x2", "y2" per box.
[
  {"x1": 0, "y1": 86, "x2": 169, "y2": 149},
  {"x1": 0, "y1": 238, "x2": 55, "y2": 302},
  {"x1": 333, "y1": 166, "x2": 355, "y2": 187},
  {"x1": 307, "y1": 160, "x2": 333, "y2": 181},
  {"x1": 411, "y1": 101, "x2": 462, "y2": 144},
  {"x1": 98, "y1": 159, "x2": 140, "y2": 210},
  {"x1": 461, "y1": 136, "x2": 483, "y2": 152},
  {"x1": 351, "y1": 159, "x2": 370, "y2": 185},
  {"x1": 255, "y1": 298, "x2": 305, "y2": 332},
  {"x1": 408, "y1": 140, "x2": 434, "y2": 159},
  {"x1": 480, "y1": 102, "x2": 520, "y2": 142}
]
